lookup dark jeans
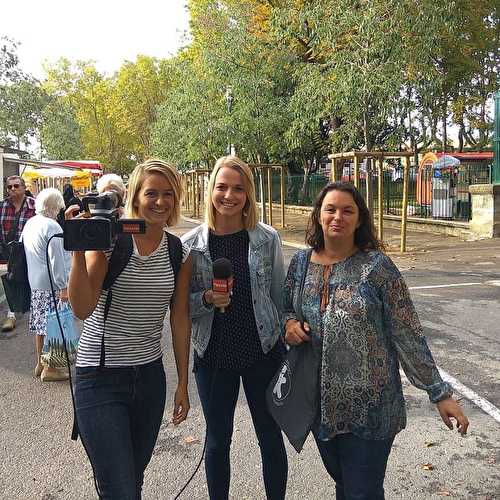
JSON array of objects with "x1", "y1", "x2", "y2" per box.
[
  {"x1": 74, "y1": 358, "x2": 166, "y2": 500},
  {"x1": 314, "y1": 432, "x2": 395, "y2": 500},
  {"x1": 195, "y1": 357, "x2": 288, "y2": 500}
]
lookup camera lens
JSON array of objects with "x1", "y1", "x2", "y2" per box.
[{"x1": 80, "y1": 224, "x2": 101, "y2": 242}]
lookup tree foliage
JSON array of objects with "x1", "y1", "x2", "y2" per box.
[{"x1": 1, "y1": 2, "x2": 497, "y2": 176}]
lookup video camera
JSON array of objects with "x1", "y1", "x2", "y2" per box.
[{"x1": 63, "y1": 191, "x2": 146, "y2": 251}]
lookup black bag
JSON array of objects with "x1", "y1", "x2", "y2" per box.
[
  {"x1": 266, "y1": 249, "x2": 321, "y2": 452},
  {"x1": 1, "y1": 239, "x2": 31, "y2": 313},
  {"x1": 0, "y1": 199, "x2": 25, "y2": 262}
]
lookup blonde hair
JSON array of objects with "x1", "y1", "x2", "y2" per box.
[
  {"x1": 205, "y1": 155, "x2": 257, "y2": 231},
  {"x1": 125, "y1": 159, "x2": 182, "y2": 226}
]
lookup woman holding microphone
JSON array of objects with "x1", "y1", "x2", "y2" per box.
[
  {"x1": 68, "y1": 159, "x2": 192, "y2": 499},
  {"x1": 182, "y1": 155, "x2": 288, "y2": 500}
]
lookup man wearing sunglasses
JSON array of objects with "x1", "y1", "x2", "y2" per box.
[{"x1": 0, "y1": 175, "x2": 35, "y2": 332}]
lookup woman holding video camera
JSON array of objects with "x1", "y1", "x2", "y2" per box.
[{"x1": 67, "y1": 159, "x2": 192, "y2": 499}]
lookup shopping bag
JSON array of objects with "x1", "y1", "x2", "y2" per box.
[
  {"x1": 266, "y1": 339, "x2": 321, "y2": 452},
  {"x1": 266, "y1": 248, "x2": 321, "y2": 452},
  {"x1": 41, "y1": 303, "x2": 79, "y2": 368}
]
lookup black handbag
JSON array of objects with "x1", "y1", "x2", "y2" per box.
[
  {"x1": 1, "y1": 239, "x2": 31, "y2": 313},
  {"x1": 266, "y1": 249, "x2": 321, "y2": 452}
]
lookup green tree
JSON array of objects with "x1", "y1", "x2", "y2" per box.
[
  {"x1": 43, "y1": 59, "x2": 134, "y2": 172},
  {"x1": 0, "y1": 77, "x2": 48, "y2": 150},
  {"x1": 0, "y1": 37, "x2": 22, "y2": 83},
  {"x1": 40, "y1": 98, "x2": 83, "y2": 159},
  {"x1": 151, "y1": 56, "x2": 227, "y2": 169},
  {"x1": 0, "y1": 37, "x2": 47, "y2": 150},
  {"x1": 111, "y1": 55, "x2": 173, "y2": 161}
]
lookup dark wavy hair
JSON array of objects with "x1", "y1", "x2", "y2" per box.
[{"x1": 305, "y1": 181, "x2": 383, "y2": 252}]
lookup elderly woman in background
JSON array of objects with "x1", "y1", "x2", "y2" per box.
[
  {"x1": 97, "y1": 173, "x2": 126, "y2": 207},
  {"x1": 22, "y1": 188, "x2": 72, "y2": 382}
]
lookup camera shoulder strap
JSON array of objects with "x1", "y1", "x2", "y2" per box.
[
  {"x1": 166, "y1": 231, "x2": 182, "y2": 285},
  {"x1": 100, "y1": 233, "x2": 133, "y2": 368},
  {"x1": 102, "y1": 233, "x2": 133, "y2": 292}
]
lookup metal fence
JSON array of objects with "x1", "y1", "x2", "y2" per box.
[{"x1": 261, "y1": 162, "x2": 491, "y2": 222}]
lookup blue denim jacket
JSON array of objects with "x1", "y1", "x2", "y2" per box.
[{"x1": 181, "y1": 222, "x2": 285, "y2": 357}]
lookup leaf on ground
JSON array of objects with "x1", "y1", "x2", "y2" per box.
[
  {"x1": 436, "y1": 491, "x2": 451, "y2": 496},
  {"x1": 184, "y1": 435, "x2": 200, "y2": 444},
  {"x1": 421, "y1": 462, "x2": 434, "y2": 470}
]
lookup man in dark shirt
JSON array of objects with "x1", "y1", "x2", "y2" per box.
[{"x1": 0, "y1": 175, "x2": 36, "y2": 332}]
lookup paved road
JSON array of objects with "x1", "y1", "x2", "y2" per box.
[{"x1": 1, "y1": 219, "x2": 499, "y2": 499}]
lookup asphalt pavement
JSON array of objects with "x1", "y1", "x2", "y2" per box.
[{"x1": 0, "y1": 217, "x2": 499, "y2": 499}]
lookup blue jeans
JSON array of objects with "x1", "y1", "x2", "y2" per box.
[
  {"x1": 74, "y1": 358, "x2": 166, "y2": 500},
  {"x1": 195, "y1": 357, "x2": 288, "y2": 500},
  {"x1": 314, "y1": 432, "x2": 395, "y2": 500}
]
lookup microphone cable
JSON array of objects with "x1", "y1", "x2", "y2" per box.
[
  {"x1": 173, "y1": 291, "x2": 227, "y2": 499},
  {"x1": 45, "y1": 233, "x2": 103, "y2": 498}
]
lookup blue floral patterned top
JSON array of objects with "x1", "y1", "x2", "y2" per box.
[{"x1": 283, "y1": 249, "x2": 453, "y2": 441}]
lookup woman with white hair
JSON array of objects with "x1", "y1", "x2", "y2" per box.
[
  {"x1": 22, "y1": 188, "x2": 72, "y2": 382},
  {"x1": 95, "y1": 173, "x2": 127, "y2": 217},
  {"x1": 96, "y1": 173, "x2": 126, "y2": 201}
]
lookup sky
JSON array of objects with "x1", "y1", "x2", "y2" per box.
[{"x1": 4, "y1": 0, "x2": 190, "y2": 79}]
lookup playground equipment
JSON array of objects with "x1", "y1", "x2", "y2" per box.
[{"x1": 417, "y1": 152, "x2": 493, "y2": 220}]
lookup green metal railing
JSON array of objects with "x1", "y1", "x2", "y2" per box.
[{"x1": 263, "y1": 164, "x2": 491, "y2": 222}]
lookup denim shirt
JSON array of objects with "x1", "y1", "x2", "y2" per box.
[
  {"x1": 283, "y1": 249, "x2": 453, "y2": 441},
  {"x1": 181, "y1": 222, "x2": 285, "y2": 357}
]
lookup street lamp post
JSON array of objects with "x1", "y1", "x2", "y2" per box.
[{"x1": 225, "y1": 87, "x2": 234, "y2": 155}]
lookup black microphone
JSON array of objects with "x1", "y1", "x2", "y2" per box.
[{"x1": 212, "y1": 258, "x2": 233, "y2": 313}]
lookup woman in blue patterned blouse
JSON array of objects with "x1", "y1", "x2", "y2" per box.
[{"x1": 283, "y1": 181, "x2": 468, "y2": 500}]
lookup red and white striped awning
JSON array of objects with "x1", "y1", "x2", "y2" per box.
[{"x1": 48, "y1": 160, "x2": 103, "y2": 175}]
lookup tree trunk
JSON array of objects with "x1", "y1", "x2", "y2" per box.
[
  {"x1": 442, "y1": 100, "x2": 447, "y2": 152},
  {"x1": 458, "y1": 122, "x2": 464, "y2": 152},
  {"x1": 430, "y1": 115, "x2": 439, "y2": 146},
  {"x1": 363, "y1": 110, "x2": 373, "y2": 213},
  {"x1": 299, "y1": 159, "x2": 311, "y2": 206},
  {"x1": 479, "y1": 99, "x2": 486, "y2": 150},
  {"x1": 335, "y1": 159, "x2": 344, "y2": 181}
]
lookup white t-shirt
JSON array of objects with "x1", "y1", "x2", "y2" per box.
[
  {"x1": 76, "y1": 230, "x2": 189, "y2": 367},
  {"x1": 22, "y1": 215, "x2": 71, "y2": 291}
]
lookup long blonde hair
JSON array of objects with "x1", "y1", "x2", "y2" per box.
[
  {"x1": 205, "y1": 155, "x2": 257, "y2": 231},
  {"x1": 125, "y1": 159, "x2": 182, "y2": 226}
]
